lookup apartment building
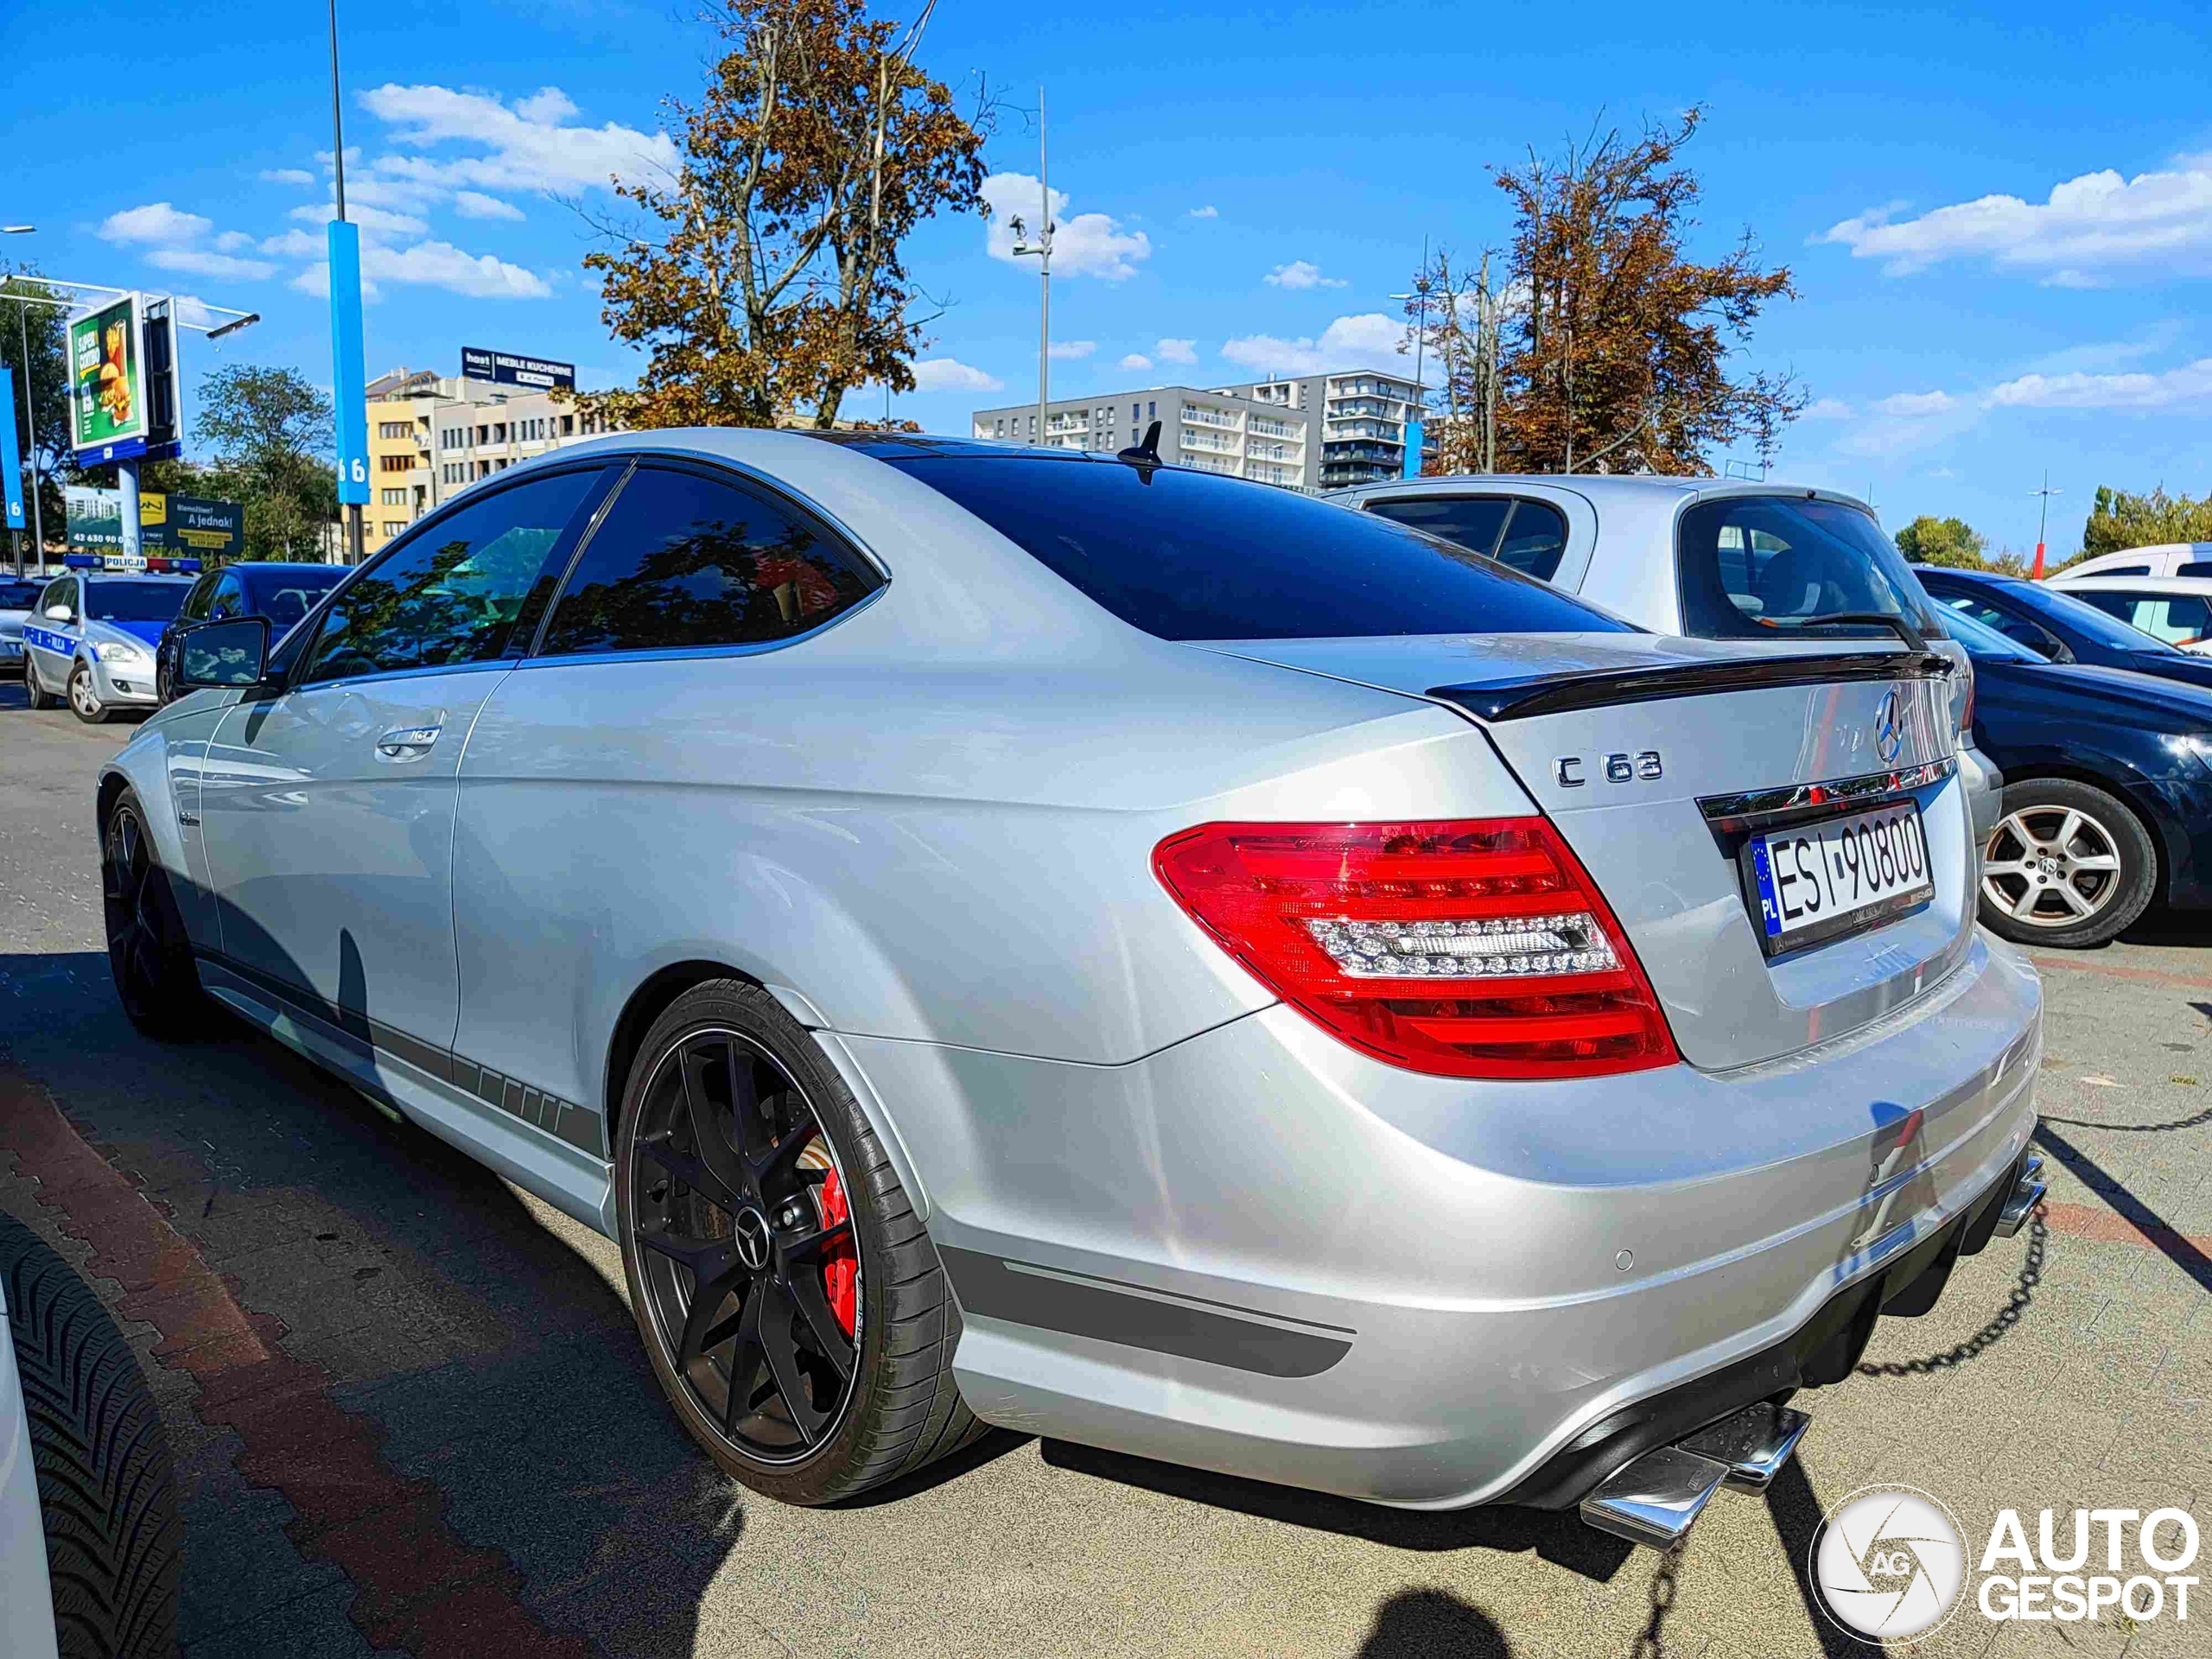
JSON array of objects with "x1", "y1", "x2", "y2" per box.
[
  {"x1": 358, "y1": 366, "x2": 623, "y2": 559},
  {"x1": 970, "y1": 366, "x2": 1431, "y2": 491}
]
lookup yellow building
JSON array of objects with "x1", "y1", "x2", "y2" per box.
[{"x1": 362, "y1": 368, "x2": 443, "y2": 558}]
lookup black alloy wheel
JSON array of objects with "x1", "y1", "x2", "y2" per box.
[
  {"x1": 631, "y1": 1028, "x2": 863, "y2": 1462},
  {"x1": 615, "y1": 981, "x2": 985, "y2": 1504},
  {"x1": 101, "y1": 794, "x2": 205, "y2": 1039}
]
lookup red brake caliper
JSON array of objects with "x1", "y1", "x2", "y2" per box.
[{"x1": 814, "y1": 1151, "x2": 858, "y2": 1338}]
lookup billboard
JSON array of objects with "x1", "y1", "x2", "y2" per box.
[
  {"x1": 146, "y1": 493, "x2": 244, "y2": 558},
  {"x1": 330, "y1": 221, "x2": 370, "y2": 506},
  {"x1": 462, "y1": 347, "x2": 575, "y2": 391},
  {"x1": 65, "y1": 484, "x2": 125, "y2": 550},
  {"x1": 69, "y1": 295, "x2": 148, "y2": 458}
]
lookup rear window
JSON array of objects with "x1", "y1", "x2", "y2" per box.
[
  {"x1": 886, "y1": 456, "x2": 1626, "y2": 640},
  {"x1": 1363, "y1": 494, "x2": 1570, "y2": 582},
  {"x1": 1677, "y1": 497, "x2": 1937, "y2": 640}
]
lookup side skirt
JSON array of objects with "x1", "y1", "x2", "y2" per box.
[{"x1": 196, "y1": 956, "x2": 616, "y2": 1239}]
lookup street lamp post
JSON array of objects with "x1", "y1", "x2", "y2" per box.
[
  {"x1": 1008, "y1": 87, "x2": 1053, "y2": 447},
  {"x1": 2031, "y1": 472, "x2": 2062, "y2": 582}
]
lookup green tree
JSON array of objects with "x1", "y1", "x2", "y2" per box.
[
  {"x1": 1894, "y1": 515, "x2": 1989, "y2": 569},
  {"x1": 2077, "y1": 485, "x2": 2212, "y2": 558},
  {"x1": 189, "y1": 365, "x2": 337, "y2": 559},
  {"x1": 1, "y1": 266, "x2": 77, "y2": 552}
]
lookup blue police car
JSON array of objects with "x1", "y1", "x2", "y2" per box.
[{"x1": 21, "y1": 570, "x2": 195, "y2": 723}]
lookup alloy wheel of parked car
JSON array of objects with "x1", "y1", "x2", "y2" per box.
[
  {"x1": 614, "y1": 981, "x2": 985, "y2": 1503},
  {"x1": 101, "y1": 793, "x2": 207, "y2": 1039},
  {"x1": 67, "y1": 662, "x2": 110, "y2": 724},
  {"x1": 25, "y1": 664, "x2": 59, "y2": 709},
  {"x1": 1977, "y1": 778, "x2": 2156, "y2": 948}
]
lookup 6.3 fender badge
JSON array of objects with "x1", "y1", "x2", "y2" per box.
[{"x1": 1555, "y1": 751, "x2": 1663, "y2": 789}]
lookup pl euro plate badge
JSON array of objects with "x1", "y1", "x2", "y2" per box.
[{"x1": 1745, "y1": 800, "x2": 1935, "y2": 957}]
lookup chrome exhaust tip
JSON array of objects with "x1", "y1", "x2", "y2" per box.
[
  {"x1": 1580, "y1": 1402, "x2": 1813, "y2": 1548},
  {"x1": 1993, "y1": 1154, "x2": 2045, "y2": 1238}
]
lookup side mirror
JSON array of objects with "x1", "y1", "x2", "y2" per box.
[
  {"x1": 44, "y1": 603, "x2": 73, "y2": 621},
  {"x1": 178, "y1": 616, "x2": 271, "y2": 690}
]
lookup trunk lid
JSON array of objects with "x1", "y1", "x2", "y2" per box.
[{"x1": 1192, "y1": 632, "x2": 1970, "y2": 1071}]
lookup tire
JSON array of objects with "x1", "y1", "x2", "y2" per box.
[
  {"x1": 67, "y1": 663, "x2": 110, "y2": 725},
  {"x1": 1977, "y1": 776, "x2": 2157, "y2": 949},
  {"x1": 1, "y1": 1212, "x2": 181, "y2": 1659},
  {"x1": 100, "y1": 791, "x2": 208, "y2": 1039},
  {"x1": 26, "y1": 661, "x2": 59, "y2": 709},
  {"x1": 613, "y1": 979, "x2": 986, "y2": 1505}
]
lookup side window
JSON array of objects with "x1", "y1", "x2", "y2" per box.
[
  {"x1": 298, "y1": 470, "x2": 601, "y2": 684},
  {"x1": 40, "y1": 578, "x2": 75, "y2": 620},
  {"x1": 2177, "y1": 562, "x2": 2212, "y2": 580},
  {"x1": 2070, "y1": 592, "x2": 2136, "y2": 626},
  {"x1": 178, "y1": 573, "x2": 219, "y2": 622},
  {"x1": 538, "y1": 464, "x2": 880, "y2": 658},
  {"x1": 2143, "y1": 596, "x2": 2212, "y2": 645},
  {"x1": 208, "y1": 575, "x2": 246, "y2": 620},
  {"x1": 1363, "y1": 496, "x2": 1513, "y2": 562},
  {"x1": 1494, "y1": 499, "x2": 1569, "y2": 581},
  {"x1": 1940, "y1": 594, "x2": 2054, "y2": 653}
]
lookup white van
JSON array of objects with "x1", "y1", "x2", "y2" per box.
[{"x1": 2048, "y1": 542, "x2": 2212, "y2": 583}]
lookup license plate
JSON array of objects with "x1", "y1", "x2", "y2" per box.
[{"x1": 1744, "y1": 800, "x2": 1934, "y2": 956}]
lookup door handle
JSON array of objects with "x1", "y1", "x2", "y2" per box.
[{"x1": 374, "y1": 724, "x2": 443, "y2": 760}]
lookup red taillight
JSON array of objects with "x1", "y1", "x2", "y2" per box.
[{"x1": 1153, "y1": 818, "x2": 1680, "y2": 1079}]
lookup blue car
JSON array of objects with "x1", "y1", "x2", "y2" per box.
[
  {"x1": 1915, "y1": 565, "x2": 2212, "y2": 693},
  {"x1": 1942, "y1": 605, "x2": 2212, "y2": 946}
]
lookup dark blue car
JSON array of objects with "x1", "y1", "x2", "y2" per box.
[
  {"x1": 155, "y1": 561, "x2": 348, "y2": 705},
  {"x1": 1942, "y1": 606, "x2": 2212, "y2": 947},
  {"x1": 1916, "y1": 565, "x2": 2212, "y2": 693}
]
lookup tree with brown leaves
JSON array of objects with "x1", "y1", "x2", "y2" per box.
[
  {"x1": 581, "y1": 0, "x2": 990, "y2": 432},
  {"x1": 1413, "y1": 109, "x2": 1805, "y2": 477}
]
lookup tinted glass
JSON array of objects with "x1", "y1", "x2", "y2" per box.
[
  {"x1": 0, "y1": 580, "x2": 43, "y2": 609},
  {"x1": 1364, "y1": 496, "x2": 1513, "y2": 562},
  {"x1": 1494, "y1": 499, "x2": 1570, "y2": 580},
  {"x1": 208, "y1": 576, "x2": 246, "y2": 620},
  {"x1": 238, "y1": 568, "x2": 345, "y2": 628},
  {"x1": 1936, "y1": 594, "x2": 2062, "y2": 656},
  {"x1": 539, "y1": 465, "x2": 879, "y2": 656},
  {"x1": 2082, "y1": 564, "x2": 2150, "y2": 578},
  {"x1": 2009, "y1": 581, "x2": 2183, "y2": 654},
  {"x1": 2138, "y1": 595, "x2": 2212, "y2": 645},
  {"x1": 889, "y1": 456, "x2": 1626, "y2": 640},
  {"x1": 301, "y1": 471, "x2": 597, "y2": 683},
  {"x1": 1678, "y1": 497, "x2": 1936, "y2": 640},
  {"x1": 83, "y1": 581, "x2": 189, "y2": 622},
  {"x1": 39, "y1": 578, "x2": 73, "y2": 617},
  {"x1": 2178, "y1": 562, "x2": 2212, "y2": 580},
  {"x1": 177, "y1": 573, "x2": 218, "y2": 622},
  {"x1": 1941, "y1": 605, "x2": 2041, "y2": 664}
]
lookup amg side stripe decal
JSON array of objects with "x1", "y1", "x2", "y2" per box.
[
  {"x1": 194, "y1": 950, "x2": 604, "y2": 1158},
  {"x1": 938, "y1": 1246, "x2": 1353, "y2": 1379}
]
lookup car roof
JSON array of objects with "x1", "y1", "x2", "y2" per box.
[
  {"x1": 2050, "y1": 575, "x2": 2212, "y2": 593},
  {"x1": 1323, "y1": 471, "x2": 1876, "y2": 513},
  {"x1": 225, "y1": 562, "x2": 343, "y2": 575},
  {"x1": 1912, "y1": 566, "x2": 2018, "y2": 584},
  {"x1": 82, "y1": 570, "x2": 194, "y2": 582}
]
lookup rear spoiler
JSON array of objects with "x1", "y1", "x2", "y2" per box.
[{"x1": 1429, "y1": 651, "x2": 1955, "y2": 722}]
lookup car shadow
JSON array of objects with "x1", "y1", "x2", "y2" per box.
[
  {"x1": 1038, "y1": 1439, "x2": 1636, "y2": 1582},
  {"x1": 0, "y1": 949, "x2": 750, "y2": 1657}
]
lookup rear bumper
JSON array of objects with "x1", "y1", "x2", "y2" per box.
[
  {"x1": 849, "y1": 932, "x2": 2044, "y2": 1509},
  {"x1": 1959, "y1": 739, "x2": 2003, "y2": 843}
]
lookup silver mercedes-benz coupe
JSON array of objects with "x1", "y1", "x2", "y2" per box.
[{"x1": 99, "y1": 430, "x2": 2044, "y2": 1547}]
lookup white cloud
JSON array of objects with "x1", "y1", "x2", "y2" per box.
[
  {"x1": 1155, "y1": 337, "x2": 1198, "y2": 365},
  {"x1": 1873, "y1": 391, "x2": 1961, "y2": 417},
  {"x1": 1047, "y1": 340, "x2": 1095, "y2": 360},
  {"x1": 259, "y1": 168, "x2": 315, "y2": 186},
  {"x1": 980, "y1": 172, "x2": 1151, "y2": 281},
  {"x1": 99, "y1": 202, "x2": 213, "y2": 245},
  {"x1": 1929, "y1": 467, "x2": 1956, "y2": 479},
  {"x1": 147, "y1": 247, "x2": 277, "y2": 281},
  {"x1": 1802, "y1": 397, "x2": 1853, "y2": 419},
  {"x1": 1265, "y1": 259, "x2": 1346, "y2": 290},
  {"x1": 908, "y1": 358, "x2": 1002, "y2": 392},
  {"x1": 1186, "y1": 205, "x2": 1218, "y2": 219},
  {"x1": 1118, "y1": 353, "x2": 1152, "y2": 372},
  {"x1": 359, "y1": 83, "x2": 676, "y2": 194},
  {"x1": 1986, "y1": 357, "x2": 2212, "y2": 410},
  {"x1": 454, "y1": 190, "x2": 525, "y2": 221},
  {"x1": 1220, "y1": 313, "x2": 1406, "y2": 376},
  {"x1": 1814, "y1": 156, "x2": 2212, "y2": 283},
  {"x1": 289, "y1": 200, "x2": 429, "y2": 238}
]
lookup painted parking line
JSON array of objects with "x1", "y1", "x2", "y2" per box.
[
  {"x1": 0, "y1": 1065, "x2": 596, "y2": 1659},
  {"x1": 2029, "y1": 952, "x2": 2212, "y2": 992}
]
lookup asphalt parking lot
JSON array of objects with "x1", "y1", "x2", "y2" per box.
[{"x1": 3, "y1": 681, "x2": 2208, "y2": 1659}]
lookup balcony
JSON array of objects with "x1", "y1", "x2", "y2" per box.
[{"x1": 1180, "y1": 405, "x2": 1240, "y2": 430}]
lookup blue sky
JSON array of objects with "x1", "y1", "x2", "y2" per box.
[{"x1": 7, "y1": 0, "x2": 2209, "y2": 552}]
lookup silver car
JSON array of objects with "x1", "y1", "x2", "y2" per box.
[
  {"x1": 99, "y1": 433, "x2": 2044, "y2": 1546},
  {"x1": 22, "y1": 570, "x2": 194, "y2": 721},
  {"x1": 1327, "y1": 476, "x2": 2005, "y2": 843}
]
